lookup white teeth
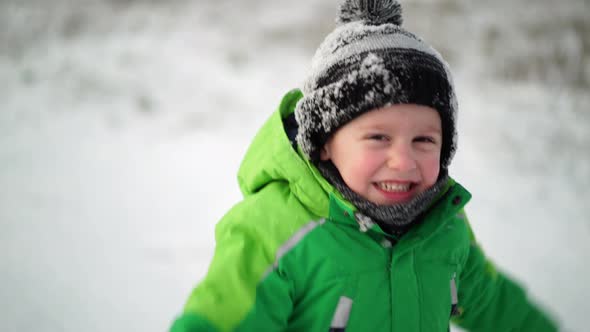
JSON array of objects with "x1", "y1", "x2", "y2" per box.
[{"x1": 377, "y1": 182, "x2": 411, "y2": 192}]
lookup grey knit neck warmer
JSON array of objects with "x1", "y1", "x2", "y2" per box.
[{"x1": 317, "y1": 160, "x2": 448, "y2": 234}]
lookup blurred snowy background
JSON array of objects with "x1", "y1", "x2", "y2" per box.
[{"x1": 1, "y1": 0, "x2": 589, "y2": 331}]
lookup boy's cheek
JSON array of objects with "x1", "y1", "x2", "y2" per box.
[{"x1": 424, "y1": 161, "x2": 441, "y2": 185}]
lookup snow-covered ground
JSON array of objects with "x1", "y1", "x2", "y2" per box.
[{"x1": 1, "y1": 0, "x2": 589, "y2": 331}]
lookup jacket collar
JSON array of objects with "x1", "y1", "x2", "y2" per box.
[{"x1": 327, "y1": 178, "x2": 472, "y2": 249}]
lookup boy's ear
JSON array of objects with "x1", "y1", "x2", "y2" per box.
[{"x1": 320, "y1": 144, "x2": 331, "y2": 161}]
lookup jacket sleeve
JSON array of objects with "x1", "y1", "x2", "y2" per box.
[
  {"x1": 170, "y1": 200, "x2": 294, "y2": 332},
  {"x1": 452, "y1": 213, "x2": 559, "y2": 331}
]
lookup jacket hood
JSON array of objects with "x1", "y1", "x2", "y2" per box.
[{"x1": 237, "y1": 89, "x2": 351, "y2": 218}]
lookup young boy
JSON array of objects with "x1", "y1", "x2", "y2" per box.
[{"x1": 171, "y1": 0, "x2": 558, "y2": 331}]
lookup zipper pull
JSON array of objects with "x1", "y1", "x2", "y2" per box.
[
  {"x1": 329, "y1": 296, "x2": 353, "y2": 332},
  {"x1": 450, "y1": 272, "x2": 460, "y2": 316}
]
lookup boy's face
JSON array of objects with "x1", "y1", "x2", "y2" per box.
[{"x1": 321, "y1": 104, "x2": 442, "y2": 206}]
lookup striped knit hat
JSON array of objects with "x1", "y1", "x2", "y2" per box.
[{"x1": 295, "y1": 0, "x2": 458, "y2": 172}]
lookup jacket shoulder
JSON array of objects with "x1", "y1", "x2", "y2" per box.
[{"x1": 217, "y1": 181, "x2": 319, "y2": 249}]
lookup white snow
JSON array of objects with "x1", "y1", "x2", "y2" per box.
[{"x1": 1, "y1": 0, "x2": 588, "y2": 331}]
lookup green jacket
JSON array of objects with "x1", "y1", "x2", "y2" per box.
[{"x1": 171, "y1": 89, "x2": 557, "y2": 332}]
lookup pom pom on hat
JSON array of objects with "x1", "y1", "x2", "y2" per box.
[{"x1": 337, "y1": 0, "x2": 403, "y2": 26}]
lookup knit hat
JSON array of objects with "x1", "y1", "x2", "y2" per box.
[{"x1": 295, "y1": 0, "x2": 458, "y2": 172}]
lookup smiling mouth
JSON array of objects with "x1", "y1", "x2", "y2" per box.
[{"x1": 375, "y1": 182, "x2": 414, "y2": 193}]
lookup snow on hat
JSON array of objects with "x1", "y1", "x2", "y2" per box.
[{"x1": 295, "y1": 0, "x2": 458, "y2": 171}]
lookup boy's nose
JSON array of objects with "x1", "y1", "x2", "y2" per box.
[{"x1": 386, "y1": 144, "x2": 417, "y2": 171}]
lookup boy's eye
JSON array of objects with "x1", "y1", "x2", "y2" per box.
[
  {"x1": 367, "y1": 134, "x2": 389, "y2": 141},
  {"x1": 414, "y1": 136, "x2": 437, "y2": 144}
]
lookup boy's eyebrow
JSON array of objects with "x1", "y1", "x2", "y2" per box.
[
  {"x1": 357, "y1": 123, "x2": 442, "y2": 134},
  {"x1": 357, "y1": 123, "x2": 388, "y2": 131},
  {"x1": 423, "y1": 126, "x2": 442, "y2": 134}
]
